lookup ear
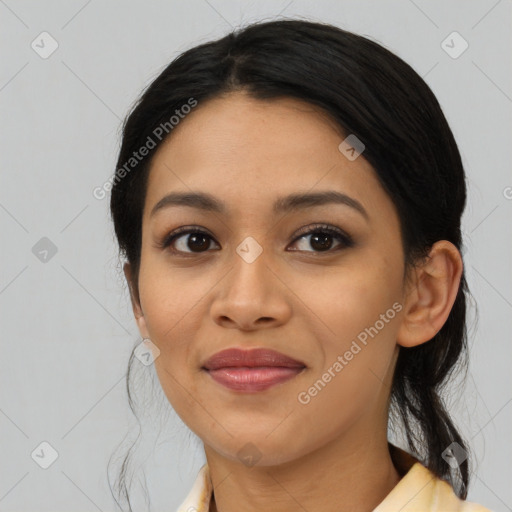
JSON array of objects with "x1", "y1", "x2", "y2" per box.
[
  {"x1": 397, "y1": 240, "x2": 463, "y2": 348},
  {"x1": 123, "y1": 262, "x2": 150, "y2": 339}
]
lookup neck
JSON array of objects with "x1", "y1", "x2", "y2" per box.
[{"x1": 205, "y1": 431, "x2": 402, "y2": 512}]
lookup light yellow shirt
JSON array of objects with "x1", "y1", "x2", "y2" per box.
[{"x1": 176, "y1": 444, "x2": 493, "y2": 512}]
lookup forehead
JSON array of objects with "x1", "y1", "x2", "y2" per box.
[
  {"x1": 153, "y1": 92, "x2": 347, "y2": 163},
  {"x1": 143, "y1": 92, "x2": 391, "y2": 222}
]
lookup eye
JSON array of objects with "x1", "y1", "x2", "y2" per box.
[
  {"x1": 157, "y1": 226, "x2": 219, "y2": 254},
  {"x1": 288, "y1": 223, "x2": 354, "y2": 253},
  {"x1": 157, "y1": 223, "x2": 354, "y2": 256}
]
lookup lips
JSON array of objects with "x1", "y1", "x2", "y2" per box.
[
  {"x1": 202, "y1": 347, "x2": 305, "y2": 370},
  {"x1": 202, "y1": 348, "x2": 306, "y2": 392}
]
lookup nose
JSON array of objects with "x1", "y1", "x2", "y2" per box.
[{"x1": 210, "y1": 247, "x2": 292, "y2": 331}]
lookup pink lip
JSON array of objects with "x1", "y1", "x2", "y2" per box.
[{"x1": 202, "y1": 348, "x2": 306, "y2": 392}]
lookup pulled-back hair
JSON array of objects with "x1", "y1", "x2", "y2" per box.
[{"x1": 109, "y1": 19, "x2": 472, "y2": 510}]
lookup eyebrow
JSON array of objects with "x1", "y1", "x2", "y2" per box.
[{"x1": 150, "y1": 190, "x2": 369, "y2": 221}]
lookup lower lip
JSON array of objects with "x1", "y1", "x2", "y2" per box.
[{"x1": 205, "y1": 366, "x2": 305, "y2": 392}]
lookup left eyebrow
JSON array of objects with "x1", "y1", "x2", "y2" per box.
[
  {"x1": 273, "y1": 190, "x2": 369, "y2": 220},
  {"x1": 150, "y1": 190, "x2": 369, "y2": 221}
]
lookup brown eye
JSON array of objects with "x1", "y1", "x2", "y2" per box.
[
  {"x1": 288, "y1": 224, "x2": 354, "y2": 253},
  {"x1": 158, "y1": 227, "x2": 219, "y2": 254},
  {"x1": 157, "y1": 223, "x2": 354, "y2": 256},
  {"x1": 178, "y1": 232, "x2": 212, "y2": 252}
]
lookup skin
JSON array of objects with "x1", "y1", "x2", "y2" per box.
[{"x1": 124, "y1": 91, "x2": 463, "y2": 512}]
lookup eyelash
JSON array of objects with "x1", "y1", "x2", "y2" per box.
[{"x1": 156, "y1": 223, "x2": 354, "y2": 256}]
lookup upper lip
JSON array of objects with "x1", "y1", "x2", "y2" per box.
[{"x1": 202, "y1": 348, "x2": 306, "y2": 370}]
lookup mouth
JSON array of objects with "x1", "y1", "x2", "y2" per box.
[{"x1": 202, "y1": 347, "x2": 306, "y2": 392}]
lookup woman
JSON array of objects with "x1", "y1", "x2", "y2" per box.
[{"x1": 109, "y1": 19, "x2": 492, "y2": 512}]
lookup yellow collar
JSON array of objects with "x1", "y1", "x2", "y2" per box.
[{"x1": 176, "y1": 443, "x2": 491, "y2": 512}]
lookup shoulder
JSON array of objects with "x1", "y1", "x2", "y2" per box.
[
  {"x1": 430, "y1": 470, "x2": 493, "y2": 512},
  {"x1": 373, "y1": 462, "x2": 494, "y2": 512},
  {"x1": 375, "y1": 445, "x2": 494, "y2": 512}
]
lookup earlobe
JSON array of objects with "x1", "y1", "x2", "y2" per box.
[
  {"x1": 397, "y1": 241, "x2": 463, "y2": 348},
  {"x1": 123, "y1": 262, "x2": 150, "y2": 339}
]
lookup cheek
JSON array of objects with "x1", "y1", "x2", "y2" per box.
[
  {"x1": 291, "y1": 254, "x2": 402, "y2": 346},
  {"x1": 293, "y1": 254, "x2": 402, "y2": 406},
  {"x1": 138, "y1": 264, "x2": 203, "y2": 343},
  {"x1": 137, "y1": 270, "x2": 202, "y2": 408},
  {"x1": 298, "y1": 306, "x2": 400, "y2": 434}
]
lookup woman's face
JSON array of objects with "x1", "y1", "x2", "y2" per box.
[{"x1": 128, "y1": 91, "x2": 409, "y2": 466}]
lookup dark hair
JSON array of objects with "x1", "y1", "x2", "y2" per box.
[{"x1": 109, "y1": 18, "x2": 472, "y2": 510}]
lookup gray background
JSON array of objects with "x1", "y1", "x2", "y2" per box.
[{"x1": 1, "y1": 1, "x2": 511, "y2": 511}]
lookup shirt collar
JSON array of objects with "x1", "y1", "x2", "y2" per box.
[
  {"x1": 176, "y1": 462, "x2": 213, "y2": 512},
  {"x1": 175, "y1": 443, "x2": 479, "y2": 512}
]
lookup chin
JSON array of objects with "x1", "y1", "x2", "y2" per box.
[{"x1": 205, "y1": 432, "x2": 305, "y2": 468}]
